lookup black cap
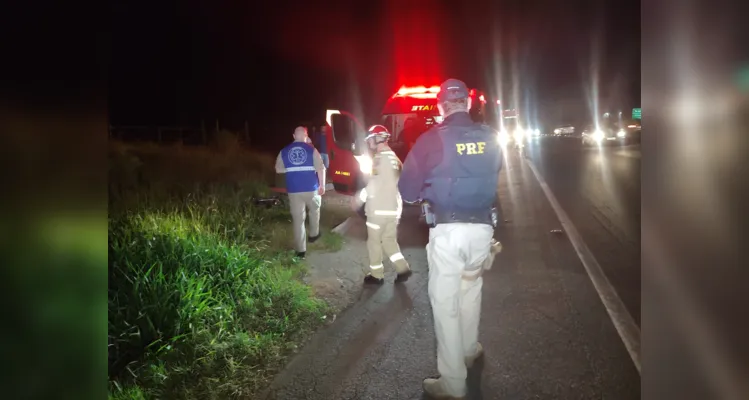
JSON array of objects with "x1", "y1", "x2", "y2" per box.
[{"x1": 437, "y1": 78, "x2": 469, "y2": 102}]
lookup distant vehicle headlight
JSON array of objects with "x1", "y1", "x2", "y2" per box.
[
  {"x1": 513, "y1": 128, "x2": 524, "y2": 143},
  {"x1": 593, "y1": 130, "x2": 605, "y2": 142},
  {"x1": 498, "y1": 129, "x2": 510, "y2": 147},
  {"x1": 534, "y1": 128, "x2": 540, "y2": 135},
  {"x1": 554, "y1": 128, "x2": 561, "y2": 134},
  {"x1": 354, "y1": 154, "x2": 372, "y2": 174},
  {"x1": 617, "y1": 129, "x2": 626, "y2": 138}
]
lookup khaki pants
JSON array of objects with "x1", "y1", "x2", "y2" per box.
[
  {"x1": 426, "y1": 223, "x2": 495, "y2": 397},
  {"x1": 365, "y1": 216, "x2": 410, "y2": 278},
  {"x1": 288, "y1": 191, "x2": 321, "y2": 252}
]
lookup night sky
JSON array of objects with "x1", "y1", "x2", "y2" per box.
[{"x1": 111, "y1": 0, "x2": 640, "y2": 148}]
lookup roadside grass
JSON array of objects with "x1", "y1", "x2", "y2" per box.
[
  {"x1": 308, "y1": 205, "x2": 350, "y2": 253},
  {"x1": 313, "y1": 231, "x2": 344, "y2": 252},
  {"x1": 108, "y1": 135, "x2": 344, "y2": 399}
]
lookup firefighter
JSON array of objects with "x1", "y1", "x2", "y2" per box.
[
  {"x1": 352, "y1": 124, "x2": 412, "y2": 285},
  {"x1": 398, "y1": 78, "x2": 503, "y2": 399},
  {"x1": 275, "y1": 126, "x2": 326, "y2": 259}
]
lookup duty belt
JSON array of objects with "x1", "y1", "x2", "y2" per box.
[{"x1": 433, "y1": 210, "x2": 494, "y2": 226}]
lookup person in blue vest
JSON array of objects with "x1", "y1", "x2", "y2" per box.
[
  {"x1": 398, "y1": 78, "x2": 503, "y2": 399},
  {"x1": 275, "y1": 126, "x2": 326, "y2": 259}
]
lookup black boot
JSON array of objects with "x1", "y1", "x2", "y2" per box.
[
  {"x1": 308, "y1": 234, "x2": 321, "y2": 243},
  {"x1": 295, "y1": 251, "x2": 306, "y2": 259},
  {"x1": 395, "y1": 270, "x2": 413, "y2": 283},
  {"x1": 363, "y1": 274, "x2": 384, "y2": 285}
]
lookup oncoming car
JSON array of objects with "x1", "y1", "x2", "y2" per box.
[
  {"x1": 496, "y1": 108, "x2": 540, "y2": 147},
  {"x1": 553, "y1": 124, "x2": 576, "y2": 136},
  {"x1": 581, "y1": 118, "x2": 641, "y2": 146},
  {"x1": 581, "y1": 123, "x2": 626, "y2": 146}
]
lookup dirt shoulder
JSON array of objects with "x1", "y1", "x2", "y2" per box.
[{"x1": 304, "y1": 187, "x2": 368, "y2": 314}]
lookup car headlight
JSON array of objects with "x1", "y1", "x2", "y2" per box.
[
  {"x1": 354, "y1": 154, "x2": 372, "y2": 174},
  {"x1": 534, "y1": 128, "x2": 540, "y2": 135},
  {"x1": 617, "y1": 129, "x2": 626, "y2": 138},
  {"x1": 513, "y1": 128, "x2": 524, "y2": 142},
  {"x1": 498, "y1": 129, "x2": 510, "y2": 147},
  {"x1": 593, "y1": 130, "x2": 605, "y2": 142},
  {"x1": 554, "y1": 128, "x2": 561, "y2": 134}
]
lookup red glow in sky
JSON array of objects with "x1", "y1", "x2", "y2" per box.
[{"x1": 386, "y1": 0, "x2": 445, "y2": 90}]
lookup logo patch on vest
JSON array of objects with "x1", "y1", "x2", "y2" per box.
[
  {"x1": 288, "y1": 146, "x2": 308, "y2": 165},
  {"x1": 455, "y1": 142, "x2": 486, "y2": 155}
]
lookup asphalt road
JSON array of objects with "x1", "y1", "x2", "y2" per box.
[
  {"x1": 261, "y1": 143, "x2": 641, "y2": 400},
  {"x1": 524, "y1": 136, "x2": 641, "y2": 326}
]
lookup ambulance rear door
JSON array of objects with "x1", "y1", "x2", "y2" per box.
[{"x1": 324, "y1": 109, "x2": 369, "y2": 196}]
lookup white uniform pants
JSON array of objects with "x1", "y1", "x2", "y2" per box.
[
  {"x1": 426, "y1": 222, "x2": 495, "y2": 397},
  {"x1": 288, "y1": 191, "x2": 321, "y2": 252}
]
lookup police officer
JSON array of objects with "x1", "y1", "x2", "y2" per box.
[
  {"x1": 275, "y1": 126, "x2": 326, "y2": 259},
  {"x1": 353, "y1": 124, "x2": 412, "y2": 285},
  {"x1": 398, "y1": 78, "x2": 503, "y2": 399}
]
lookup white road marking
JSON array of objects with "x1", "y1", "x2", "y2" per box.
[{"x1": 525, "y1": 157, "x2": 642, "y2": 374}]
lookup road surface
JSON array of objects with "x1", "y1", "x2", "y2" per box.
[
  {"x1": 261, "y1": 141, "x2": 641, "y2": 399},
  {"x1": 524, "y1": 137, "x2": 641, "y2": 325}
]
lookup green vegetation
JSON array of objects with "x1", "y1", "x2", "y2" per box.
[{"x1": 108, "y1": 133, "x2": 347, "y2": 399}]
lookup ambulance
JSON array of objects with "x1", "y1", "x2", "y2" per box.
[{"x1": 325, "y1": 84, "x2": 487, "y2": 196}]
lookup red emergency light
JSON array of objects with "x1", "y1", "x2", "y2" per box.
[
  {"x1": 394, "y1": 85, "x2": 441, "y2": 98},
  {"x1": 392, "y1": 85, "x2": 486, "y2": 102}
]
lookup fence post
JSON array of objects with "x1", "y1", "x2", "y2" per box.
[{"x1": 215, "y1": 119, "x2": 220, "y2": 134}]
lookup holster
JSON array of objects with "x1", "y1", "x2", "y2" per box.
[{"x1": 421, "y1": 201, "x2": 436, "y2": 228}]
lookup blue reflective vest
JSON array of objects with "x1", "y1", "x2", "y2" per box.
[
  {"x1": 281, "y1": 142, "x2": 319, "y2": 193},
  {"x1": 422, "y1": 119, "x2": 502, "y2": 225}
]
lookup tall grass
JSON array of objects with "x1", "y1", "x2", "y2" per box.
[{"x1": 108, "y1": 137, "x2": 335, "y2": 399}]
